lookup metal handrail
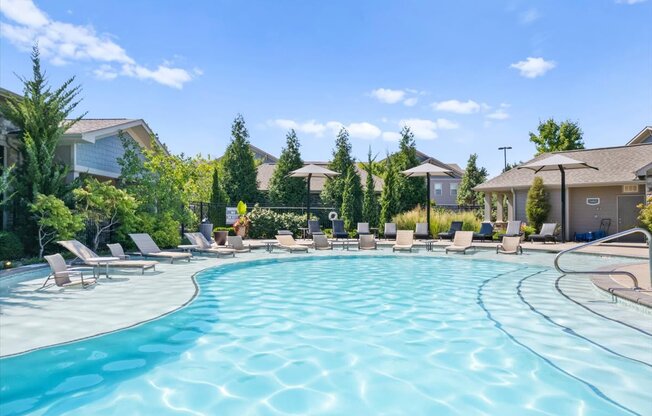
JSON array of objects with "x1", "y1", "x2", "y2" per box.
[{"x1": 553, "y1": 227, "x2": 652, "y2": 290}]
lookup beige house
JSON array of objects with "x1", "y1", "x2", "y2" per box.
[{"x1": 476, "y1": 129, "x2": 652, "y2": 240}]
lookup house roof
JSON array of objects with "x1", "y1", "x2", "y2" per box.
[
  {"x1": 626, "y1": 126, "x2": 652, "y2": 145},
  {"x1": 380, "y1": 150, "x2": 464, "y2": 178},
  {"x1": 475, "y1": 143, "x2": 652, "y2": 191},
  {"x1": 257, "y1": 162, "x2": 384, "y2": 192},
  {"x1": 64, "y1": 118, "x2": 137, "y2": 134}
]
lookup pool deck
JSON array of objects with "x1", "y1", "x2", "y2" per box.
[{"x1": 0, "y1": 240, "x2": 649, "y2": 357}]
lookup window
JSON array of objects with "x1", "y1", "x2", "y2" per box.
[
  {"x1": 623, "y1": 184, "x2": 639, "y2": 193},
  {"x1": 434, "y1": 183, "x2": 442, "y2": 196},
  {"x1": 450, "y1": 182, "x2": 458, "y2": 197}
]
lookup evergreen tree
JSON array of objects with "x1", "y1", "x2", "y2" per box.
[
  {"x1": 221, "y1": 115, "x2": 260, "y2": 203},
  {"x1": 340, "y1": 165, "x2": 363, "y2": 230},
  {"x1": 529, "y1": 118, "x2": 585, "y2": 155},
  {"x1": 526, "y1": 176, "x2": 550, "y2": 231},
  {"x1": 457, "y1": 153, "x2": 488, "y2": 206},
  {"x1": 362, "y1": 147, "x2": 380, "y2": 227},
  {"x1": 208, "y1": 166, "x2": 228, "y2": 226},
  {"x1": 393, "y1": 126, "x2": 425, "y2": 210},
  {"x1": 268, "y1": 129, "x2": 305, "y2": 205},
  {"x1": 380, "y1": 154, "x2": 401, "y2": 227},
  {"x1": 322, "y1": 128, "x2": 355, "y2": 209},
  {"x1": 0, "y1": 46, "x2": 85, "y2": 252}
]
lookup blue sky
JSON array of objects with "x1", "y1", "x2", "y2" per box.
[{"x1": 1, "y1": 0, "x2": 650, "y2": 176}]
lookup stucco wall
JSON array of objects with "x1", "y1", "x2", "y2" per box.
[{"x1": 569, "y1": 185, "x2": 644, "y2": 235}]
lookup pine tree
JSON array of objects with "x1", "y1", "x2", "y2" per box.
[
  {"x1": 529, "y1": 118, "x2": 585, "y2": 155},
  {"x1": 526, "y1": 176, "x2": 550, "y2": 231},
  {"x1": 322, "y1": 128, "x2": 355, "y2": 209},
  {"x1": 268, "y1": 129, "x2": 305, "y2": 205},
  {"x1": 362, "y1": 147, "x2": 380, "y2": 227},
  {"x1": 393, "y1": 126, "x2": 425, "y2": 210},
  {"x1": 380, "y1": 154, "x2": 400, "y2": 226},
  {"x1": 208, "y1": 166, "x2": 228, "y2": 226},
  {"x1": 221, "y1": 115, "x2": 260, "y2": 203},
  {"x1": 457, "y1": 153, "x2": 488, "y2": 206}
]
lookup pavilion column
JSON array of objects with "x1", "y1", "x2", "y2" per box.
[
  {"x1": 484, "y1": 193, "x2": 492, "y2": 222},
  {"x1": 506, "y1": 193, "x2": 514, "y2": 221},
  {"x1": 495, "y1": 193, "x2": 504, "y2": 222}
]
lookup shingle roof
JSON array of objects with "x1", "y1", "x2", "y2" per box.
[
  {"x1": 64, "y1": 119, "x2": 136, "y2": 134},
  {"x1": 257, "y1": 162, "x2": 384, "y2": 192},
  {"x1": 475, "y1": 144, "x2": 652, "y2": 191}
]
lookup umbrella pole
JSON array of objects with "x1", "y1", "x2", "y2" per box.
[
  {"x1": 306, "y1": 173, "x2": 312, "y2": 227},
  {"x1": 560, "y1": 167, "x2": 566, "y2": 243},
  {"x1": 426, "y1": 173, "x2": 431, "y2": 238}
]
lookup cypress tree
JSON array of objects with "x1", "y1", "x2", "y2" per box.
[
  {"x1": 268, "y1": 129, "x2": 305, "y2": 205},
  {"x1": 322, "y1": 128, "x2": 355, "y2": 209},
  {"x1": 380, "y1": 154, "x2": 400, "y2": 227},
  {"x1": 394, "y1": 126, "x2": 425, "y2": 210},
  {"x1": 526, "y1": 176, "x2": 550, "y2": 231},
  {"x1": 457, "y1": 153, "x2": 488, "y2": 206},
  {"x1": 208, "y1": 166, "x2": 228, "y2": 226},
  {"x1": 362, "y1": 147, "x2": 380, "y2": 227},
  {"x1": 221, "y1": 114, "x2": 260, "y2": 203},
  {"x1": 340, "y1": 165, "x2": 363, "y2": 230}
]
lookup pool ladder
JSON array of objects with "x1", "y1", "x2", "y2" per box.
[{"x1": 553, "y1": 227, "x2": 652, "y2": 290}]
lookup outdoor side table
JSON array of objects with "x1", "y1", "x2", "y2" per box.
[
  {"x1": 370, "y1": 227, "x2": 379, "y2": 238},
  {"x1": 260, "y1": 240, "x2": 278, "y2": 253},
  {"x1": 86, "y1": 256, "x2": 119, "y2": 278},
  {"x1": 298, "y1": 227, "x2": 309, "y2": 239},
  {"x1": 424, "y1": 240, "x2": 436, "y2": 252},
  {"x1": 178, "y1": 244, "x2": 198, "y2": 254}
]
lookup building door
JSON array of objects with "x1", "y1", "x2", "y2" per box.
[{"x1": 617, "y1": 195, "x2": 645, "y2": 242}]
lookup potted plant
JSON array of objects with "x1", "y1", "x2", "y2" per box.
[{"x1": 232, "y1": 201, "x2": 251, "y2": 237}]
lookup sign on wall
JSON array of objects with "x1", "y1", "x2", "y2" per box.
[{"x1": 225, "y1": 207, "x2": 239, "y2": 225}]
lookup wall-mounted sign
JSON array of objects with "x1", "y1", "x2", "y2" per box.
[
  {"x1": 586, "y1": 197, "x2": 600, "y2": 206},
  {"x1": 226, "y1": 207, "x2": 239, "y2": 224}
]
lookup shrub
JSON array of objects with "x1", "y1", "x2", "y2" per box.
[
  {"x1": 247, "y1": 205, "x2": 306, "y2": 239},
  {"x1": 392, "y1": 205, "x2": 482, "y2": 236},
  {"x1": 638, "y1": 196, "x2": 652, "y2": 232},
  {"x1": 525, "y1": 176, "x2": 550, "y2": 231},
  {"x1": 213, "y1": 226, "x2": 236, "y2": 236},
  {"x1": 0, "y1": 232, "x2": 25, "y2": 260},
  {"x1": 522, "y1": 225, "x2": 536, "y2": 238}
]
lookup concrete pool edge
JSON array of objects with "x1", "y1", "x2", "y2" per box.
[{"x1": 0, "y1": 249, "x2": 648, "y2": 358}]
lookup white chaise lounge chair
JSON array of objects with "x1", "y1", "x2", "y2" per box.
[
  {"x1": 129, "y1": 233, "x2": 192, "y2": 263},
  {"x1": 393, "y1": 230, "x2": 414, "y2": 252},
  {"x1": 496, "y1": 236, "x2": 523, "y2": 255},
  {"x1": 276, "y1": 235, "x2": 309, "y2": 253},
  {"x1": 185, "y1": 232, "x2": 236, "y2": 257},
  {"x1": 43, "y1": 254, "x2": 97, "y2": 288},
  {"x1": 445, "y1": 231, "x2": 474, "y2": 254},
  {"x1": 59, "y1": 240, "x2": 158, "y2": 274}
]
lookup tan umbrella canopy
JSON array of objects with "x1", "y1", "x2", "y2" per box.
[
  {"x1": 402, "y1": 163, "x2": 455, "y2": 238},
  {"x1": 289, "y1": 164, "x2": 339, "y2": 225},
  {"x1": 518, "y1": 154, "x2": 598, "y2": 242}
]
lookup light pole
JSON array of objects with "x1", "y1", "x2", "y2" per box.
[{"x1": 498, "y1": 146, "x2": 512, "y2": 172}]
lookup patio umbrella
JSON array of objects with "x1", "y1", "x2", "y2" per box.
[
  {"x1": 289, "y1": 164, "x2": 339, "y2": 226},
  {"x1": 402, "y1": 163, "x2": 455, "y2": 238},
  {"x1": 518, "y1": 154, "x2": 598, "y2": 243}
]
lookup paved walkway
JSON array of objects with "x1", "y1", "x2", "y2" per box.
[{"x1": 0, "y1": 241, "x2": 649, "y2": 357}]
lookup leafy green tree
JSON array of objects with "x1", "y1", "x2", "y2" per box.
[
  {"x1": 638, "y1": 196, "x2": 652, "y2": 232},
  {"x1": 0, "y1": 165, "x2": 16, "y2": 207},
  {"x1": 268, "y1": 129, "x2": 305, "y2": 205},
  {"x1": 525, "y1": 176, "x2": 550, "y2": 231},
  {"x1": 529, "y1": 118, "x2": 585, "y2": 155},
  {"x1": 457, "y1": 153, "x2": 488, "y2": 206},
  {"x1": 73, "y1": 178, "x2": 139, "y2": 250},
  {"x1": 208, "y1": 166, "x2": 228, "y2": 226},
  {"x1": 30, "y1": 193, "x2": 84, "y2": 257},
  {"x1": 362, "y1": 148, "x2": 380, "y2": 227},
  {"x1": 340, "y1": 165, "x2": 363, "y2": 230},
  {"x1": 380, "y1": 154, "x2": 401, "y2": 227},
  {"x1": 322, "y1": 128, "x2": 355, "y2": 209},
  {"x1": 394, "y1": 126, "x2": 426, "y2": 210},
  {"x1": 222, "y1": 114, "x2": 259, "y2": 203},
  {"x1": 0, "y1": 46, "x2": 85, "y2": 250},
  {"x1": 503, "y1": 161, "x2": 523, "y2": 173}
]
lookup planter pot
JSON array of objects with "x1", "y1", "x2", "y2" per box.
[
  {"x1": 213, "y1": 231, "x2": 228, "y2": 246},
  {"x1": 235, "y1": 227, "x2": 246, "y2": 238}
]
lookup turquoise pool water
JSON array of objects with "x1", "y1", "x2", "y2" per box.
[{"x1": 1, "y1": 256, "x2": 650, "y2": 415}]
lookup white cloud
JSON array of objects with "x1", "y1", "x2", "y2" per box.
[
  {"x1": 399, "y1": 119, "x2": 438, "y2": 140},
  {"x1": 431, "y1": 99, "x2": 481, "y2": 114},
  {"x1": 486, "y1": 109, "x2": 510, "y2": 120},
  {"x1": 519, "y1": 8, "x2": 540, "y2": 24},
  {"x1": 382, "y1": 132, "x2": 401, "y2": 142},
  {"x1": 346, "y1": 122, "x2": 382, "y2": 139},
  {"x1": 270, "y1": 119, "x2": 330, "y2": 136},
  {"x1": 510, "y1": 57, "x2": 556, "y2": 78},
  {"x1": 403, "y1": 97, "x2": 418, "y2": 107},
  {"x1": 435, "y1": 118, "x2": 460, "y2": 129},
  {"x1": 370, "y1": 88, "x2": 405, "y2": 104},
  {"x1": 0, "y1": 0, "x2": 198, "y2": 89},
  {"x1": 616, "y1": 0, "x2": 647, "y2": 4}
]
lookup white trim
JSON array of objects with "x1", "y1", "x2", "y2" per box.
[{"x1": 72, "y1": 164, "x2": 119, "y2": 179}]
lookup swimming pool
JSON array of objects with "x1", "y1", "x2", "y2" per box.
[{"x1": 1, "y1": 255, "x2": 650, "y2": 415}]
